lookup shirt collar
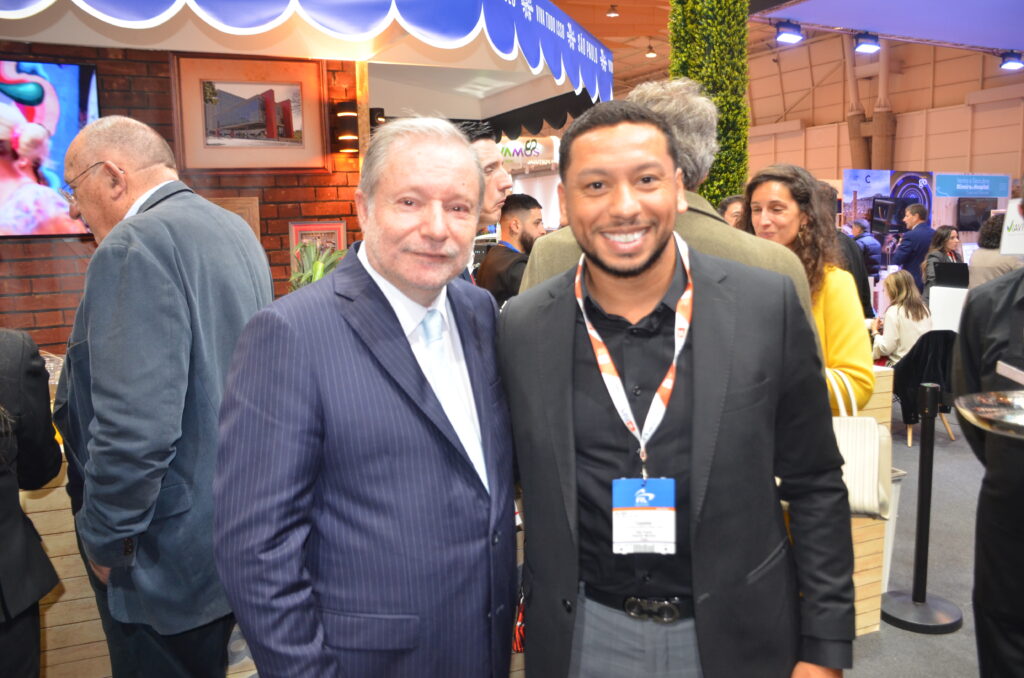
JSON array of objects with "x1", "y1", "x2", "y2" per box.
[
  {"x1": 124, "y1": 180, "x2": 175, "y2": 220},
  {"x1": 357, "y1": 241, "x2": 449, "y2": 338},
  {"x1": 581, "y1": 247, "x2": 686, "y2": 322}
]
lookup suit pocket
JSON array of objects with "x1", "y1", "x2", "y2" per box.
[
  {"x1": 321, "y1": 609, "x2": 421, "y2": 651},
  {"x1": 722, "y1": 377, "x2": 770, "y2": 414},
  {"x1": 152, "y1": 483, "x2": 193, "y2": 520},
  {"x1": 744, "y1": 537, "x2": 789, "y2": 585}
]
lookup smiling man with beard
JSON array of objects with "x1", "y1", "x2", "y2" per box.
[{"x1": 497, "y1": 101, "x2": 854, "y2": 678}]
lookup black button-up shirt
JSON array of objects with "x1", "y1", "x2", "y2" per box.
[{"x1": 573, "y1": 257, "x2": 694, "y2": 600}]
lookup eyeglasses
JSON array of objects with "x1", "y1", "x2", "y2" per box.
[{"x1": 61, "y1": 161, "x2": 123, "y2": 204}]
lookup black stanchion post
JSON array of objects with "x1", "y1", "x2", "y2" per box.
[{"x1": 881, "y1": 383, "x2": 963, "y2": 634}]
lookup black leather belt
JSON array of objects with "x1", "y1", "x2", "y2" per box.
[{"x1": 584, "y1": 585, "x2": 694, "y2": 623}]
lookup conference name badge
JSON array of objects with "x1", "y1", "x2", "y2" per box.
[{"x1": 611, "y1": 477, "x2": 676, "y2": 555}]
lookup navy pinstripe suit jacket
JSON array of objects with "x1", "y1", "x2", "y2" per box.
[{"x1": 214, "y1": 249, "x2": 517, "y2": 677}]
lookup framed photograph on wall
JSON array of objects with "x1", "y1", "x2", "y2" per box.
[
  {"x1": 171, "y1": 55, "x2": 328, "y2": 173},
  {"x1": 288, "y1": 220, "x2": 347, "y2": 274}
]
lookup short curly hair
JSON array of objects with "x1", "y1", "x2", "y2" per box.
[{"x1": 978, "y1": 213, "x2": 1004, "y2": 249}]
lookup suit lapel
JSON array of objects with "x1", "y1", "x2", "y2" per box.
[
  {"x1": 334, "y1": 254, "x2": 471, "y2": 470},
  {"x1": 534, "y1": 273, "x2": 580, "y2": 546},
  {"x1": 688, "y1": 252, "x2": 736, "y2": 527},
  {"x1": 447, "y1": 282, "x2": 499, "y2": 493}
]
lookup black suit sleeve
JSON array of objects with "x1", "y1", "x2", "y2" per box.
[
  {"x1": 9, "y1": 332, "x2": 62, "y2": 490},
  {"x1": 772, "y1": 277, "x2": 856, "y2": 668}
]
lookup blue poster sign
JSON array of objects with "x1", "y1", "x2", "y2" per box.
[
  {"x1": 0, "y1": 0, "x2": 614, "y2": 102},
  {"x1": 935, "y1": 174, "x2": 1010, "y2": 198}
]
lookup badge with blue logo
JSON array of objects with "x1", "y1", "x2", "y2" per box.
[{"x1": 611, "y1": 477, "x2": 676, "y2": 555}]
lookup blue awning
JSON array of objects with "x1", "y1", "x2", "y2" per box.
[{"x1": 0, "y1": 0, "x2": 613, "y2": 101}]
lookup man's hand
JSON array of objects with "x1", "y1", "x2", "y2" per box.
[
  {"x1": 89, "y1": 560, "x2": 111, "y2": 586},
  {"x1": 791, "y1": 661, "x2": 842, "y2": 678}
]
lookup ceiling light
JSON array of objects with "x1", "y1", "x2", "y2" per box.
[
  {"x1": 1000, "y1": 51, "x2": 1024, "y2": 71},
  {"x1": 775, "y1": 20, "x2": 804, "y2": 45},
  {"x1": 645, "y1": 40, "x2": 657, "y2": 58},
  {"x1": 854, "y1": 32, "x2": 881, "y2": 54},
  {"x1": 606, "y1": 4, "x2": 619, "y2": 18}
]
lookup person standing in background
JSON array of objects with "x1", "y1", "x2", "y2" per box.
[
  {"x1": 850, "y1": 219, "x2": 881, "y2": 277},
  {"x1": 54, "y1": 116, "x2": 272, "y2": 677},
  {"x1": 477, "y1": 193, "x2": 546, "y2": 306},
  {"x1": 0, "y1": 329, "x2": 62, "y2": 678},
  {"x1": 969, "y1": 214, "x2": 1022, "y2": 289},
  {"x1": 716, "y1": 194, "x2": 744, "y2": 229},
  {"x1": 892, "y1": 203, "x2": 934, "y2": 291}
]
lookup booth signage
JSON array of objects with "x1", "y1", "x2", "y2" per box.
[
  {"x1": 499, "y1": 136, "x2": 558, "y2": 172},
  {"x1": 935, "y1": 174, "x2": 1011, "y2": 198}
]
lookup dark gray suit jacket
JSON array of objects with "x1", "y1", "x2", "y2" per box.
[
  {"x1": 54, "y1": 181, "x2": 272, "y2": 634},
  {"x1": 215, "y1": 250, "x2": 517, "y2": 677},
  {"x1": 499, "y1": 249, "x2": 855, "y2": 678},
  {"x1": 0, "y1": 329, "x2": 60, "y2": 621}
]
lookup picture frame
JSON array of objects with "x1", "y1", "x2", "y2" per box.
[
  {"x1": 209, "y1": 196, "x2": 261, "y2": 238},
  {"x1": 171, "y1": 54, "x2": 329, "y2": 173},
  {"x1": 288, "y1": 220, "x2": 347, "y2": 275}
]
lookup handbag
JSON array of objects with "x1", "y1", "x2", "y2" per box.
[{"x1": 826, "y1": 368, "x2": 892, "y2": 519}]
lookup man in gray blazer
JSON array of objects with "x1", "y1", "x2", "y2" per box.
[
  {"x1": 519, "y1": 78, "x2": 814, "y2": 333},
  {"x1": 499, "y1": 101, "x2": 854, "y2": 678},
  {"x1": 54, "y1": 116, "x2": 272, "y2": 676}
]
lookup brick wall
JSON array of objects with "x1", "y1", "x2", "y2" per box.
[{"x1": 0, "y1": 42, "x2": 360, "y2": 353}]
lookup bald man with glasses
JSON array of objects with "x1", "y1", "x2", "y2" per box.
[{"x1": 54, "y1": 115, "x2": 273, "y2": 677}]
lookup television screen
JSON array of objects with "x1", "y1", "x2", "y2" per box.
[
  {"x1": 957, "y1": 197, "x2": 997, "y2": 231},
  {"x1": 1, "y1": 59, "x2": 98, "y2": 237},
  {"x1": 870, "y1": 197, "x2": 915, "y2": 236}
]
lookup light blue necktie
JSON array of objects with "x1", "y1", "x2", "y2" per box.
[{"x1": 421, "y1": 309, "x2": 445, "y2": 368}]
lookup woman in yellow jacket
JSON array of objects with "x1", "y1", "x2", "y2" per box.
[{"x1": 744, "y1": 164, "x2": 875, "y2": 413}]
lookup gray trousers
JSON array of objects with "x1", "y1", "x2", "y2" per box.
[{"x1": 567, "y1": 588, "x2": 704, "y2": 678}]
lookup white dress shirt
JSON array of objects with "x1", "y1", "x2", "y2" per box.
[
  {"x1": 125, "y1": 180, "x2": 175, "y2": 219},
  {"x1": 357, "y1": 244, "x2": 488, "y2": 492}
]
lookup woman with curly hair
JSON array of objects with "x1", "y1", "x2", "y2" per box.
[
  {"x1": 920, "y1": 225, "x2": 962, "y2": 304},
  {"x1": 744, "y1": 163, "x2": 874, "y2": 412}
]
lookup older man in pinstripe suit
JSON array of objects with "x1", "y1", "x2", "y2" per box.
[{"x1": 214, "y1": 117, "x2": 517, "y2": 677}]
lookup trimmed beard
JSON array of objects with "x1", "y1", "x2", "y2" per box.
[{"x1": 579, "y1": 227, "x2": 673, "y2": 279}]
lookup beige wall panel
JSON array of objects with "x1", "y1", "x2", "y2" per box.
[
  {"x1": 986, "y1": 70, "x2": 1024, "y2": 89},
  {"x1": 749, "y1": 74, "x2": 782, "y2": 100},
  {"x1": 935, "y1": 46, "x2": 972, "y2": 62},
  {"x1": 890, "y1": 64, "x2": 932, "y2": 93},
  {"x1": 775, "y1": 149, "x2": 806, "y2": 166},
  {"x1": 806, "y1": 125, "x2": 839, "y2": 149},
  {"x1": 781, "y1": 67, "x2": 812, "y2": 94},
  {"x1": 748, "y1": 55, "x2": 778, "y2": 80},
  {"x1": 809, "y1": 36, "x2": 844, "y2": 63},
  {"x1": 891, "y1": 43, "x2": 933, "y2": 67},
  {"x1": 753, "y1": 97, "x2": 785, "y2": 125},
  {"x1": 926, "y1": 130, "x2": 968, "y2": 158},
  {"x1": 806, "y1": 147, "x2": 838, "y2": 173},
  {"x1": 897, "y1": 111, "x2": 928, "y2": 136},
  {"x1": 811, "y1": 62, "x2": 843, "y2": 85},
  {"x1": 889, "y1": 90, "x2": 930, "y2": 114},
  {"x1": 933, "y1": 54, "x2": 982, "y2": 87},
  {"x1": 926, "y1": 157, "x2": 970, "y2": 172},
  {"x1": 971, "y1": 152, "x2": 1022, "y2": 176},
  {"x1": 777, "y1": 46, "x2": 810, "y2": 72},
  {"x1": 748, "y1": 135, "x2": 776, "y2": 156},
  {"x1": 973, "y1": 126, "x2": 1021, "y2": 155},
  {"x1": 893, "y1": 136, "x2": 925, "y2": 165},
  {"x1": 776, "y1": 132, "x2": 805, "y2": 152},
  {"x1": 814, "y1": 104, "x2": 845, "y2": 127},
  {"x1": 927, "y1": 107, "x2": 971, "y2": 135},
  {"x1": 814, "y1": 82, "x2": 844, "y2": 106},
  {"x1": 933, "y1": 82, "x2": 972, "y2": 108},
  {"x1": 748, "y1": 155, "x2": 777, "y2": 176},
  {"x1": 838, "y1": 139, "x2": 852, "y2": 168},
  {"x1": 972, "y1": 101, "x2": 1023, "y2": 129}
]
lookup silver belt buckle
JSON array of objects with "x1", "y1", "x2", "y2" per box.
[{"x1": 623, "y1": 596, "x2": 681, "y2": 624}]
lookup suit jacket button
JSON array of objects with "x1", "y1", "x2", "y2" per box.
[
  {"x1": 492, "y1": 532, "x2": 500, "y2": 545},
  {"x1": 123, "y1": 538, "x2": 134, "y2": 555},
  {"x1": 562, "y1": 599, "x2": 573, "y2": 613}
]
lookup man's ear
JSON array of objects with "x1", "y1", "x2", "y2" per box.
[{"x1": 104, "y1": 161, "x2": 129, "y2": 201}]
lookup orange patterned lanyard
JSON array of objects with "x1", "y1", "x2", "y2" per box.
[{"x1": 573, "y1": 232, "x2": 695, "y2": 480}]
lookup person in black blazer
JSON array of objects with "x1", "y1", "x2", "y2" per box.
[
  {"x1": 892, "y1": 203, "x2": 935, "y2": 290},
  {"x1": 499, "y1": 102, "x2": 854, "y2": 678},
  {"x1": 0, "y1": 329, "x2": 61, "y2": 678}
]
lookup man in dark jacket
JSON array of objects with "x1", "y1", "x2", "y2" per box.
[
  {"x1": 892, "y1": 203, "x2": 935, "y2": 290},
  {"x1": 850, "y1": 219, "x2": 881, "y2": 276},
  {"x1": 477, "y1": 193, "x2": 546, "y2": 306}
]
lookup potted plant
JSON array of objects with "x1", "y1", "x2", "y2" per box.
[{"x1": 288, "y1": 239, "x2": 346, "y2": 291}]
